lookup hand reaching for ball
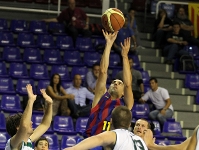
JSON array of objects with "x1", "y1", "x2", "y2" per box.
[
  {"x1": 102, "y1": 29, "x2": 118, "y2": 44},
  {"x1": 121, "y1": 37, "x2": 131, "y2": 57}
]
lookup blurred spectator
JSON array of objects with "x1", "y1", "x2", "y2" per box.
[
  {"x1": 46, "y1": 73, "x2": 74, "y2": 118},
  {"x1": 153, "y1": 9, "x2": 173, "y2": 48},
  {"x1": 127, "y1": 7, "x2": 145, "y2": 49},
  {"x1": 34, "y1": 137, "x2": 49, "y2": 150},
  {"x1": 66, "y1": 74, "x2": 94, "y2": 118},
  {"x1": 163, "y1": 22, "x2": 189, "y2": 64},
  {"x1": 139, "y1": 77, "x2": 174, "y2": 127},
  {"x1": 85, "y1": 63, "x2": 100, "y2": 94},
  {"x1": 43, "y1": 0, "x2": 91, "y2": 46},
  {"x1": 174, "y1": 7, "x2": 199, "y2": 46},
  {"x1": 113, "y1": 15, "x2": 137, "y2": 63},
  {"x1": 115, "y1": 57, "x2": 144, "y2": 101}
]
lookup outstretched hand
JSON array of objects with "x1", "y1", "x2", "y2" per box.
[
  {"x1": 26, "y1": 84, "x2": 37, "y2": 102},
  {"x1": 121, "y1": 37, "x2": 131, "y2": 57},
  {"x1": 102, "y1": 29, "x2": 118, "y2": 44},
  {"x1": 40, "y1": 89, "x2": 53, "y2": 104},
  {"x1": 143, "y1": 129, "x2": 155, "y2": 147}
]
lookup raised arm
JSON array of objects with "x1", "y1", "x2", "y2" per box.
[
  {"x1": 64, "y1": 131, "x2": 116, "y2": 150},
  {"x1": 10, "y1": 84, "x2": 36, "y2": 148},
  {"x1": 92, "y1": 30, "x2": 118, "y2": 108},
  {"x1": 121, "y1": 37, "x2": 134, "y2": 110},
  {"x1": 187, "y1": 125, "x2": 199, "y2": 150},
  {"x1": 30, "y1": 89, "x2": 53, "y2": 142}
]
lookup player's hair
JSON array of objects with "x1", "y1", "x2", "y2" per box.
[
  {"x1": 6, "y1": 113, "x2": 23, "y2": 137},
  {"x1": 111, "y1": 106, "x2": 132, "y2": 129},
  {"x1": 149, "y1": 77, "x2": 158, "y2": 83},
  {"x1": 35, "y1": 136, "x2": 49, "y2": 148},
  {"x1": 138, "y1": 118, "x2": 151, "y2": 129},
  {"x1": 50, "y1": 73, "x2": 62, "y2": 94}
]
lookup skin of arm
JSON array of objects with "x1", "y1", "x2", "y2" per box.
[
  {"x1": 167, "y1": 38, "x2": 187, "y2": 45},
  {"x1": 121, "y1": 37, "x2": 134, "y2": 110},
  {"x1": 30, "y1": 89, "x2": 53, "y2": 142},
  {"x1": 180, "y1": 24, "x2": 194, "y2": 31},
  {"x1": 186, "y1": 125, "x2": 199, "y2": 150},
  {"x1": 43, "y1": 18, "x2": 58, "y2": 22},
  {"x1": 92, "y1": 30, "x2": 118, "y2": 108},
  {"x1": 10, "y1": 84, "x2": 36, "y2": 148},
  {"x1": 162, "y1": 26, "x2": 173, "y2": 31},
  {"x1": 158, "y1": 15, "x2": 166, "y2": 29},
  {"x1": 160, "y1": 98, "x2": 171, "y2": 115},
  {"x1": 63, "y1": 131, "x2": 116, "y2": 150}
]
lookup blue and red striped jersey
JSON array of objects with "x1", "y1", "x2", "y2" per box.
[{"x1": 84, "y1": 92, "x2": 125, "y2": 137}]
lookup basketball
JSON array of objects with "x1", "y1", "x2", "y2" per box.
[{"x1": 101, "y1": 8, "x2": 125, "y2": 32}]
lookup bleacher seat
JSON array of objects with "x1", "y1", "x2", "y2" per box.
[
  {"x1": 32, "y1": 114, "x2": 53, "y2": 133},
  {"x1": 76, "y1": 37, "x2": 94, "y2": 51},
  {"x1": 129, "y1": 55, "x2": 142, "y2": 70},
  {"x1": 161, "y1": 3, "x2": 175, "y2": 18},
  {"x1": 56, "y1": 35, "x2": 74, "y2": 50},
  {"x1": 152, "y1": 121, "x2": 165, "y2": 139},
  {"x1": 37, "y1": 80, "x2": 49, "y2": 94},
  {"x1": 16, "y1": 79, "x2": 35, "y2": 95},
  {"x1": 3, "y1": 47, "x2": 22, "y2": 62},
  {"x1": 51, "y1": 65, "x2": 70, "y2": 81},
  {"x1": 37, "y1": 34, "x2": 55, "y2": 49},
  {"x1": 0, "y1": 62, "x2": 8, "y2": 77},
  {"x1": 94, "y1": 38, "x2": 106, "y2": 48},
  {"x1": 184, "y1": 45, "x2": 199, "y2": 60},
  {"x1": 111, "y1": 69, "x2": 122, "y2": 81},
  {"x1": 17, "y1": 33, "x2": 35, "y2": 48},
  {"x1": 43, "y1": 134, "x2": 60, "y2": 150},
  {"x1": 17, "y1": 0, "x2": 33, "y2": 2},
  {"x1": 162, "y1": 121, "x2": 187, "y2": 141},
  {"x1": 30, "y1": 64, "x2": 49, "y2": 80},
  {"x1": 61, "y1": 135, "x2": 80, "y2": 149},
  {"x1": 84, "y1": 52, "x2": 100, "y2": 67},
  {"x1": 0, "y1": 78, "x2": 15, "y2": 94},
  {"x1": 62, "y1": 81, "x2": 72, "y2": 89},
  {"x1": 141, "y1": 71, "x2": 150, "y2": 85},
  {"x1": 1, "y1": 95, "x2": 22, "y2": 112},
  {"x1": 43, "y1": 49, "x2": 63, "y2": 64},
  {"x1": 88, "y1": 0, "x2": 102, "y2": 8},
  {"x1": 109, "y1": 53, "x2": 122, "y2": 69},
  {"x1": 0, "y1": 18, "x2": 8, "y2": 31},
  {"x1": 0, "y1": 113, "x2": 6, "y2": 131},
  {"x1": 195, "y1": 60, "x2": 199, "y2": 73},
  {"x1": 155, "y1": 139, "x2": 171, "y2": 146},
  {"x1": 10, "y1": 20, "x2": 28, "y2": 33},
  {"x1": 133, "y1": 103, "x2": 150, "y2": 119},
  {"x1": 51, "y1": 0, "x2": 67, "y2": 5},
  {"x1": 34, "y1": 0, "x2": 49, "y2": 3},
  {"x1": 75, "y1": 117, "x2": 89, "y2": 135},
  {"x1": 23, "y1": 48, "x2": 42, "y2": 63},
  {"x1": 29, "y1": 21, "x2": 47, "y2": 34},
  {"x1": 185, "y1": 74, "x2": 199, "y2": 90},
  {"x1": 53, "y1": 116, "x2": 76, "y2": 135},
  {"x1": 64, "y1": 51, "x2": 83, "y2": 66},
  {"x1": 144, "y1": 85, "x2": 150, "y2": 93},
  {"x1": 71, "y1": 66, "x2": 88, "y2": 81},
  {"x1": 0, "y1": 32, "x2": 15, "y2": 46},
  {"x1": 0, "y1": 132, "x2": 10, "y2": 150},
  {"x1": 9, "y1": 63, "x2": 29, "y2": 79},
  {"x1": 48, "y1": 22, "x2": 66, "y2": 35}
]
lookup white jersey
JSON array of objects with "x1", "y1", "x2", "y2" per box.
[
  {"x1": 113, "y1": 129, "x2": 148, "y2": 150},
  {"x1": 5, "y1": 138, "x2": 34, "y2": 150},
  {"x1": 196, "y1": 127, "x2": 199, "y2": 150}
]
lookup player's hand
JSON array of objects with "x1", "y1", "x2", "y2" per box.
[
  {"x1": 102, "y1": 29, "x2": 118, "y2": 44},
  {"x1": 40, "y1": 89, "x2": 53, "y2": 104},
  {"x1": 121, "y1": 37, "x2": 131, "y2": 56},
  {"x1": 143, "y1": 129, "x2": 155, "y2": 147},
  {"x1": 26, "y1": 84, "x2": 37, "y2": 102}
]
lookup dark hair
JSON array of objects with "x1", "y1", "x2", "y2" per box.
[
  {"x1": 157, "y1": 9, "x2": 168, "y2": 19},
  {"x1": 123, "y1": 14, "x2": 128, "y2": 18},
  {"x1": 178, "y1": 6, "x2": 185, "y2": 12},
  {"x1": 111, "y1": 106, "x2": 132, "y2": 129},
  {"x1": 35, "y1": 137, "x2": 49, "y2": 147},
  {"x1": 149, "y1": 77, "x2": 158, "y2": 83},
  {"x1": 50, "y1": 73, "x2": 61, "y2": 94},
  {"x1": 128, "y1": 7, "x2": 135, "y2": 13},
  {"x1": 92, "y1": 63, "x2": 100, "y2": 69},
  {"x1": 6, "y1": 113, "x2": 23, "y2": 137},
  {"x1": 172, "y1": 21, "x2": 180, "y2": 26}
]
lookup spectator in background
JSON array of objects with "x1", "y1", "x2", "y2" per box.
[
  {"x1": 113, "y1": 14, "x2": 137, "y2": 59},
  {"x1": 46, "y1": 73, "x2": 74, "y2": 118},
  {"x1": 115, "y1": 57, "x2": 144, "y2": 101},
  {"x1": 163, "y1": 22, "x2": 189, "y2": 64},
  {"x1": 139, "y1": 77, "x2": 174, "y2": 128},
  {"x1": 43, "y1": 0, "x2": 91, "y2": 46},
  {"x1": 153, "y1": 9, "x2": 173, "y2": 48},
  {"x1": 66, "y1": 74, "x2": 94, "y2": 118},
  {"x1": 34, "y1": 137, "x2": 49, "y2": 150},
  {"x1": 85, "y1": 63, "x2": 100, "y2": 94},
  {"x1": 128, "y1": 7, "x2": 145, "y2": 49}
]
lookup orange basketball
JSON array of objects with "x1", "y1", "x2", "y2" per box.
[{"x1": 101, "y1": 8, "x2": 125, "y2": 32}]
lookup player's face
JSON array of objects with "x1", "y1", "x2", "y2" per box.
[
  {"x1": 35, "y1": 140, "x2": 49, "y2": 150},
  {"x1": 109, "y1": 79, "x2": 124, "y2": 95},
  {"x1": 150, "y1": 80, "x2": 158, "y2": 91},
  {"x1": 73, "y1": 75, "x2": 82, "y2": 88},
  {"x1": 53, "y1": 75, "x2": 60, "y2": 85},
  {"x1": 93, "y1": 65, "x2": 100, "y2": 78},
  {"x1": 133, "y1": 119, "x2": 148, "y2": 139}
]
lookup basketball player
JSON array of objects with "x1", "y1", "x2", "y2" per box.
[
  {"x1": 5, "y1": 84, "x2": 53, "y2": 150},
  {"x1": 34, "y1": 137, "x2": 49, "y2": 150},
  {"x1": 64, "y1": 106, "x2": 147, "y2": 150},
  {"x1": 187, "y1": 125, "x2": 199, "y2": 150},
  {"x1": 85, "y1": 30, "x2": 134, "y2": 137}
]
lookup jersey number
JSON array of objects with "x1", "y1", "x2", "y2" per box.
[
  {"x1": 102, "y1": 121, "x2": 111, "y2": 131},
  {"x1": 132, "y1": 139, "x2": 146, "y2": 150}
]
